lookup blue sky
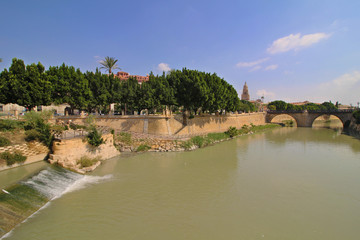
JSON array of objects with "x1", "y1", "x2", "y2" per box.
[{"x1": 1, "y1": 0, "x2": 360, "y2": 105}]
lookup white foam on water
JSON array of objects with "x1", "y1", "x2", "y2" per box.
[
  {"x1": 0, "y1": 168, "x2": 113, "y2": 239},
  {"x1": 22, "y1": 167, "x2": 113, "y2": 200},
  {"x1": 57, "y1": 174, "x2": 113, "y2": 199}
]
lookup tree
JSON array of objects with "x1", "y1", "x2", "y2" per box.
[
  {"x1": 99, "y1": 56, "x2": 120, "y2": 74},
  {"x1": 0, "y1": 58, "x2": 52, "y2": 110},
  {"x1": 47, "y1": 64, "x2": 91, "y2": 114},
  {"x1": 268, "y1": 100, "x2": 288, "y2": 111}
]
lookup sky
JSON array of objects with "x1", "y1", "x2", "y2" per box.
[{"x1": 1, "y1": 0, "x2": 360, "y2": 105}]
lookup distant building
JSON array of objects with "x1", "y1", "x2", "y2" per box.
[
  {"x1": 241, "y1": 82, "x2": 250, "y2": 101},
  {"x1": 114, "y1": 71, "x2": 149, "y2": 84},
  {"x1": 290, "y1": 101, "x2": 319, "y2": 106}
]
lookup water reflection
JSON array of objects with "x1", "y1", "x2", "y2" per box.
[{"x1": 264, "y1": 128, "x2": 360, "y2": 153}]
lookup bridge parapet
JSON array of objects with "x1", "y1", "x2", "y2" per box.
[{"x1": 266, "y1": 109, "x2": 354, "y2": 127}]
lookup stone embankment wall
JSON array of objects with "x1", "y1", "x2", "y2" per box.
[
  {"x1": 348, "y1": 117, "x2": 360, "y2": 137},
  {"x1": 0, "y1": 141, "x2": 49, "y2": 171},
  {"x1": 49, "y1": 133, "x2": 119, "y2": 173},
  {"x1": 57, "y1": 113, "x2": 266, "y2": 136}
]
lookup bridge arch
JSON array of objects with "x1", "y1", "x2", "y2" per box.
[
  {"x1": 267, "y1": 114, "x2": 297, "y2": 126},
  {"x1": 266, "y1": 110, "x2": 353, "y2": 128},
  {"x1": 311, "y1": 114, "x2": 343, "y2": 128}
]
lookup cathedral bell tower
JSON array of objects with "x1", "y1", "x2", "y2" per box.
[{"x1": 241, "y1": 82, "x2": 250, "y2": 101}]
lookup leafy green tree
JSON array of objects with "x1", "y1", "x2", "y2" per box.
[
  {"x1": 268, "y1": 100, "x2": 288, "y2": 111},
  {"x1": 0, "y1": 58, "x2": 52, "y2": 110},
  {"x1": 99, "y1": 56, "x2": 120, "y2": 74},
  {"x1": 119, "y1": 77, "x2": 141, "y2": 114},
  {"x1": 47, "y1": 64, "x2": 91, "y2": 114},
  {"x1": 320, "y1": 101, "x2": 337, "y2": 111}
]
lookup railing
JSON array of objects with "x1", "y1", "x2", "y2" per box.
[{"x1": 267, "y1": 109, "x2": 354, "y2": 114}]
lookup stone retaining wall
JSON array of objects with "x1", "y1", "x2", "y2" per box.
[
  {"x1": 56, "y1": 112, "x2": 266, "y2": 136},
  {"x1": 49, "y1": 133, "x2": 119, "y2": 174}
]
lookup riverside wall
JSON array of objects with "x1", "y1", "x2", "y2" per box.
[
  {"x1": 49, "y1": 133, "x2": 119, "y2": 173},
  {"x1": 56, "y1": 112, "x2": 266, "y2": 136}
]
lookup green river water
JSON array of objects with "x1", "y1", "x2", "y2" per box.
[{"x1": 1, "y1": 127, "x2": 360, "y2": 240}]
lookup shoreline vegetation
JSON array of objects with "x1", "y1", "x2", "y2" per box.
[{"x1": 114, "y1": 123, "x2": 281, "y2": 153}]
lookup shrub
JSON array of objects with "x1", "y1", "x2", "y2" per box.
[
  {"x1": 136, "y1": 144, "x2": 151, "y2": 152},
  {"x1": 23, "y1": 111, "x2": 53, "y2": 147},
  {"x1": 0, "y1": 119, "x2": 24, "y2": 131},
  {"x1": 191, "y1": 136, "x2": 206, "y2": 148},
  {"x1": 25, "y1": 129, "x2": 42, "y2": 142},
  {"x1": 0, "y1": 151, "x2": 27, "y2": 166},
  {"x1": 87, "y1": 127, "x2": 105, "y2": 147},
  {"x1": 51, "y1": 124, "x2": 66, "y2": 135},
  {"x1": 225, "y1": 126, "x2": 239, "y2": 138},
  {"x1": 77, "y1": 156, "x2": 100, "y2": 168},
  {"x1": 0, "y1": 136, "x2": 11, "y2": 147},
  {"x1": 180, "y1": 140, "x2": 193, "y2": 150},
  {"x1": 353, "y1": 110, "x2": 360, "y2": 124},
  {"x1": 207, "y1": 132, "x2": 229, "y2": 142},
  {"x1": 117, "y1": 132, "x2": 132, "y2": 145}
]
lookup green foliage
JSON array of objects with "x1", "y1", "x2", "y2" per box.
[
  {"x1": 86, "y1": 127, "x2": 105, "y2": 147},
  {"x1": 180, "y1": 140, "x2": 193, "y2": 150},
  {"x1": 268, "y1": 100, "x2": 288, "y2": 111},
  {"x1": 0, "y1": 119, "x2": 24, "y2": 131},
  {"x1": 69, "y1": 122, "x2": 87, "y2": 130},
  {"x1": 206, "y1": 132, "x2": 229, "y2": 142},
  {"x1": 283, "y1": 120, "x2": 294, "y2": 127},
  {"x1": 116, "y1": 132, "x2": 132, "y2": 145},
  {"x1": 1, "y1": 58, "x2": 242, "y2": 116},
  {"x1": 50, "y1": 124, "x2": 66, "y2": 135},
  {"x1": 0, "y1": 136, "x2": 11, "y2": 147},
  {"x1": 191, "y1": 136, "x2": 206, "y2": 148},
  {"x1": 353, "y1": 110, "x2": 360, "y2": 124},
  {"x1": 0, "y1": 151, "x2": 27, "y2": 166},
  {"x1": 239, "y1": 100, "x2": 255, "y2": 113},
  {"x1": 99, "y1": 56, "x2": 120, "y2": 74},
  {"x1": 24, "y1": 129, "x2": 42, "y2": 142},
  {"x1": 77, "y1": 156, "x2": 101, "y2": 168},
  {"x1": 23, "y1": 111, "x2": 53, "y2": 147},
  {"x1": 136, "y1": 144, "x2": 151, "y2": 152},
  {"x1": 0, "y1": 58, "x2": 52, "y2": 110},
  {"x1": 225, "y1": 126, "x2": 239, "y2": 138}
]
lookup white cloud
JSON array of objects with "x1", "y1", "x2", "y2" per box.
[
  {"x1": 157, "y1": 63, "x2": 171, "y2": 72},
  {"x1": 256, "y1": 89, "x2": 275, "y2": 99},
  {"x1": 331, "y1": 71, "x2": 360, "y2": 87},
  {"x1": 265, "y1": 64, "x2": 278, "y2": 71},
  {"x1": 300, "y1": 71, "x2": 360, "y2": 105},
  {"x1": 236, "y1": 58, "x2": 269, "y2": 68},
  {"x1": 249, "y1": 66, "x2": 262, "y2": 72},
  {"x1": 267, "y1": 32, "x2": 331, "y2": 54}
]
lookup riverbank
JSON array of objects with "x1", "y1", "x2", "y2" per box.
[{"x1": 114, "y1": 124, "x2": 281, "y2": 153}]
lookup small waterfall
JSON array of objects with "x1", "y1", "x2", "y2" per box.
[
  {"x1": 0, "y1": 166, "x2": 112, "y2": 238},
  {"x1": 22, "y1": 167, "x2": 83, "y2": 200}
]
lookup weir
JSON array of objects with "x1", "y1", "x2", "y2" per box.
[{"x1": 0, "y1": 166, "x2": 111, "y2": 238}]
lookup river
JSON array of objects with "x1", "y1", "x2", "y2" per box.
[{"x1": 1, "y1": 127, "x2": 360, "y2": 240}]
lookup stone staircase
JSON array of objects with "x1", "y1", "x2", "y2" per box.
[{"x1": 0, "y1": 141, "x2": 49, "y2": 156}]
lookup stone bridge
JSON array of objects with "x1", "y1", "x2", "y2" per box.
[{"x1": 266, "y1": 110, "x2": 354, "y2": 127}]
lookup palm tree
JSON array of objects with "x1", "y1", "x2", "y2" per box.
[
  {"x1": 0, "y1": 58, "x2": 2, "y2": 63},
  {"x1": 99, "y1": 56, "x2": 120, "y2": 74}
]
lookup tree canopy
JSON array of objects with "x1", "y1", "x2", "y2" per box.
[{"x1": 1, "y1": 59, "x2": 253, "y2": 116}]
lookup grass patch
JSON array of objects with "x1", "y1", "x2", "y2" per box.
[
  {"x1": 0, "y1": 119, "x2": 24, "y2": 132},
  {"x1": 116, "y1": 132, "x2": 132, "y2": 145},
  {"x1": 77, "y1": 156, "x2": 101, "y2": 168},
  {"x1": 136, "y1": 144, "x2": 151, "y2": 152},
  {"x1": 0, "y1": 136, "x2": 11, "y2": 147},
  {"x1": 206, "y1": 132, "x2": 229, "y2": 142}
]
